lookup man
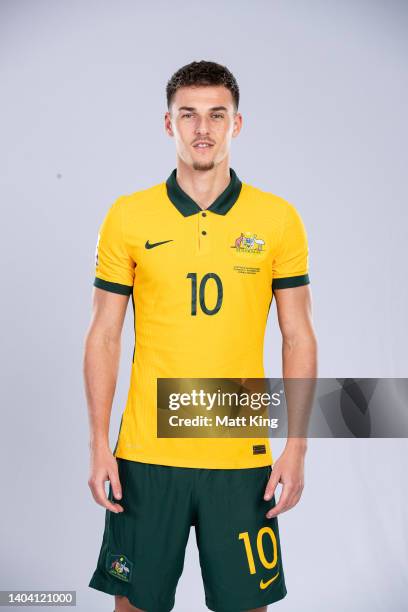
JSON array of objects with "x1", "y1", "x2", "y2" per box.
[{"x1": 85, "y1": 60, "x2": 317, "y2": 612}]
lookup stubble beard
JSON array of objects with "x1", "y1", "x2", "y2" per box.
[{"x1": 192, "y1": 160, "x2": 216, "y2": 171}]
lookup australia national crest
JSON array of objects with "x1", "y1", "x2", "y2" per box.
[
  {"x1": 232, "y1": 232, "x2": 266, "y2": 254},
  {"x1": 107, "y1": 553, "x2": 133, "y2": 582}
]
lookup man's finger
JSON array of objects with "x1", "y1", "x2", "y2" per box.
[
  {"x1": 109, "y1": 467, "x2": 123, "y2": 501},
  {"x1": 88, "y1": 476, "x2": 124, "y2": 513},
  {"x1": 267, "y1": 479, "x2": 304, "y2": 517},
  {"x1": 264, "y1": 469, "x2": 280, "y2": 501},
  {"x1": 266, "y1": 485, "x2": 293, "y2": 518},
  {"x1": 105, "y1": 500, "x2": 124, "y2": 513},
  {"x1": 88, "y1": 476, "x2": 107, "y2": 506}
]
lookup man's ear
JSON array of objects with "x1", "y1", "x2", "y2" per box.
[
  {"x1": 165, "y1": 111, "x2": 174, "y2": 137},
  {"x1": 232, "y1": 112, "x2": 243, "y2": 138}
]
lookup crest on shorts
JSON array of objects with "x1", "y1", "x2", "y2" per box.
[
  {"x1": 232, "y1": 232, "x2": 266, "y2": 254},
  {"x1": 107, "y1": 553, "x2": 133, "y2": 582}
]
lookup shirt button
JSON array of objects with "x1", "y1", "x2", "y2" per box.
[
  {"x1": 202, "y1": 212, "x2": 207, "y2": 217},
  {"x1": 202, "y1": 230, "x2": 207, "y2": 235}
]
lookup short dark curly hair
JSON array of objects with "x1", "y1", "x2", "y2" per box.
[{"x1": 166, "y1": 60, "x2": 240, "y2": 111}]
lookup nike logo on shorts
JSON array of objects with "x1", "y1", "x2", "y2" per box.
[{"x1": 259, "y1": 571, "x2": 280, "y2": 590}]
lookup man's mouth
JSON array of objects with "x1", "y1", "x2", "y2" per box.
[{"x1": 193, "y1": 142, "x2": 214, "y2": 149}]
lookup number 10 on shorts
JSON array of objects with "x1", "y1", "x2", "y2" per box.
[{"x1": 238, "y1": 527, "x2": 278, "y2": 574}]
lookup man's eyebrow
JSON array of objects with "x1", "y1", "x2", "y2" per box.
[{"x1": 177, "y1": 105, "x2": 229, "y2": 112}]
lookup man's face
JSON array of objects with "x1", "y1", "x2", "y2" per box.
[{"x1": 165, "y1": 85, "x2": 242, "y2": 171}]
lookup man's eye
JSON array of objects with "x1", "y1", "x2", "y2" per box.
[
  {"x1": 182, "y1": 113, "x2": 193, "y2": 118},
  {"x1": 212, "y1": 114, "x2": 224, "y2": 119}
]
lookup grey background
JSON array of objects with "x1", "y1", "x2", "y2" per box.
[{"x1": 1, "y1": 0, "x2": 407, "y2": 610}]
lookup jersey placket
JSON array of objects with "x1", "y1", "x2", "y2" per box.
[{"x1": 197, "y1": 210, "x2": 211, "y2": 254}]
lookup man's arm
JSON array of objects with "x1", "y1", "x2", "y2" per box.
[
  {"x1": 264, "y1": 284, "x2": 318, "y2": 517},
  {"x1": 83, "y1": 287, "x2": 130, "y2": 514}
]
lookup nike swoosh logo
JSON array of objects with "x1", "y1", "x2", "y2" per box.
[
  {"x1": 145, "y1": 239, "x2": 173, "y2": 249},
  {"x1": 259, "y1": 571, "x2": 280, "y2": 590}
]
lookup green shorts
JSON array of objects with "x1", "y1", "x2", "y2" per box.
[{"x1": 89, "y1": 459, "x2": 287, "y2": 612}]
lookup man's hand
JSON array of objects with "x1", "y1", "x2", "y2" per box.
[
  {"x1": 263, "y1": 441, "x2": 306, "y2": 518},
  {"x1": 88, "y1": 445, "x2": 124, "y2": 513}
]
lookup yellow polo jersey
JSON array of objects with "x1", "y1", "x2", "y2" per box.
[{"x1": 93, "y1": 168, "x2": 310, "y2": 468}]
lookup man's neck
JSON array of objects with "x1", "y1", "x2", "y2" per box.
[{"x1": 175, "y1": 158, "x2": 231, "y2": 210}]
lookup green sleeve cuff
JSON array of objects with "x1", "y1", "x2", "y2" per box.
[
  {"x1": 272, "y1": 273, "x2": 310, "y2": 291},
  {"x1": 94, "y1": 277, "x2": 133, "y2": 295}
]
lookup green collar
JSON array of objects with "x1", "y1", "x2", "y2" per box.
[{"x1": 166, "y1": 168, "x2": 242, "y2": 217}]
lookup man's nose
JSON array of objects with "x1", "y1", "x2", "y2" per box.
[{"x1": 195, "y1": 116, "x2": 210, "y2": 134}]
